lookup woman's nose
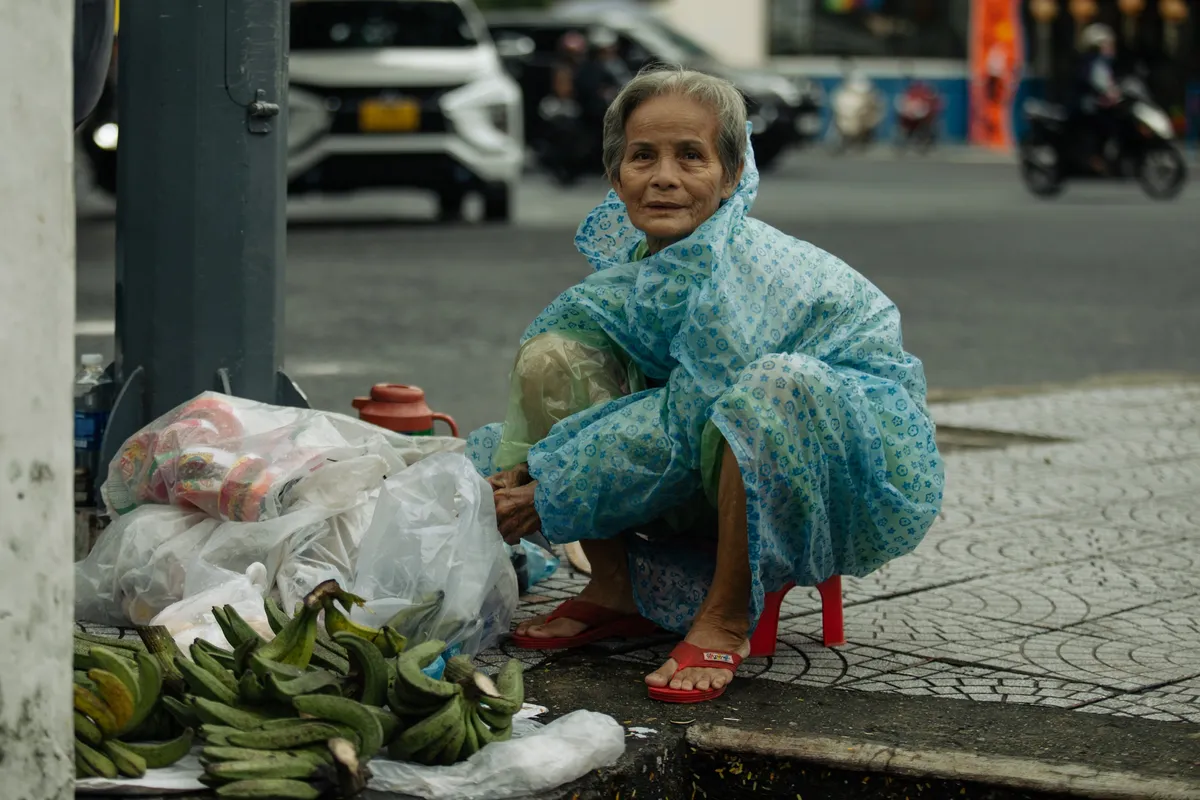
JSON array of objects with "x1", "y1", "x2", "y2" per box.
[{"x1": 650, "y1": 161, "x2": 681, "y2": 189}]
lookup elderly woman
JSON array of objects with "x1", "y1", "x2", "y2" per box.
[{"x1": 467, "y1": 66, "x2": 944, "y2": 703}]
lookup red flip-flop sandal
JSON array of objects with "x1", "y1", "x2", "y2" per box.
[
  {"x1": 647, "y1": 641, "x2": 743, "y2": 703},
  {"x1": 509, "y1": 598, "x2": 661, "y2": 650}
]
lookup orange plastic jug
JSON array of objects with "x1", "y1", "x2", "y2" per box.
[{"x1": 352, "y1": 384, "x2": 459, "y2": 437}]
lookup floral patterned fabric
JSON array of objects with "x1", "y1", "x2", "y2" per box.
[{"x1": 467, "y1": 131, "x2": 944, "y2": 634}]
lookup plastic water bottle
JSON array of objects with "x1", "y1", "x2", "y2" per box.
[{"x1": 74, "y1": 354, "x2": 113, "y2": 507}]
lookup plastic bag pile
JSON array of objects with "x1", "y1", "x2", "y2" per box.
[{"x1": 75, "y1": 392, "x2": 519, "y2": 657}]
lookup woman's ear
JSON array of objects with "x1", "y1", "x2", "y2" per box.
[{"x1": 721, "y1": 163, "x2": 745, "y2": 199}]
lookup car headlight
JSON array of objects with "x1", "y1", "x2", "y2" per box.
[{"x1": 92, "y1": 122, "x2": 119, "y2": 151}]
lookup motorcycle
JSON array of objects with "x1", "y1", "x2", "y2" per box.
[
  {"x1": 830, "y1": 75, "x2": 884, "y2": 153},
  {"x1": 1018, "y1": 76, "x2": 1186, "y2": 200},
  {"x1": 894, "y1": 84, "x2": 941, "y2": 154},
  {"x1": 534, "y1": 96, "x2": 598, "y2": 187}
]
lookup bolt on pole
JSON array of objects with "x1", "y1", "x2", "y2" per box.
[{"x1": 99, "y1": 0, "x2": 308, "y2": 494}]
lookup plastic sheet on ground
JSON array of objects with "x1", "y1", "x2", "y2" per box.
[
  {"x1": 73, "y1": 708, "x2": 621, "y2": 799},
  {"x1": 366, "y1": 711, "x2": 625, "y2": 800}
]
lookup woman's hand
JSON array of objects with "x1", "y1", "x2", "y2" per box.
[
  {"x1": 494, "y1": 482, "x2": 542, "y2": 544},
  {"x1": 487, "y1": 463, "x2": 531, "y2": 492}
]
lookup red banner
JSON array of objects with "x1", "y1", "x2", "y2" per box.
[{"x1": 970, "y1": 0, "x2": 1024, "y2": 148}]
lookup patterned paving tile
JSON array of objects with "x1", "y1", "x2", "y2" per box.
[
  {"x1": 890, "y1": 560, "x2": 1200, "y2": 629},
  {"x1": 1108, "y1": 537, "x2": 1200, "y2": 572},
  {"x1": 1077, "y1": 675, "x2": 1200, "y2": 724},
  {"x1": 841, "y1": 663, "x2": 1113, "y2": 709},
  {"x1": 780, "y1": 596, "x2": 1039, "y2": 669}
]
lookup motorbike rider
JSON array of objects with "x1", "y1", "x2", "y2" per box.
[
  {"x1": 573, "y1": 27, "x2": 632, "y2": 170},
  {"x1": 551, "y1": 31, "x2": 588, "y2": 103},
  {"x1": 896, "y1": 61, "x2": 942, "y2": 133},
  {"x1": 1073, "y1": 23, "x2": 1122, "y2": 174}
]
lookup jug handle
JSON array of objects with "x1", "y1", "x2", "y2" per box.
[{"x1": 432, "y1": 413, "x2": 459, "y2": 438}]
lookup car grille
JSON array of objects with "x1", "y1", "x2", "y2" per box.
[{"x1": 292, "y1": 84, "x2": 464, "y2": 134}]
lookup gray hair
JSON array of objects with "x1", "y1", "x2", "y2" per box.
[{"x1": 601, "y1": 65, "x2": 748, "y2": 184}]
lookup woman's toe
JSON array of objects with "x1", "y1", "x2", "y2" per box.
[{"x1": 645, "y1": 659, "x2": 677, "y2": 688}]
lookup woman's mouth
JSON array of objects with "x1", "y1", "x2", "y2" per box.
[{"x1": 646, "y1": 202, "x2": 685, "y2": 210}]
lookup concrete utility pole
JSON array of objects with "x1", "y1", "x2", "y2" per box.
[
  {"x1": 100, "y1": 0, "x2": 307, "y2": 487},
  {"x1": 0, "y1": 1, "x2": 77, "y2": 796}
]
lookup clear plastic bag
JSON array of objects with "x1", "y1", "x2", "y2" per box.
[
  {"x1": 101, "y1": 391, "x2": 463, "y2": 522},
  {"x1": 78, "y1": 392, "x2": 467, "y2": 626},
  {"x1": 148, "y1": 564, "x2": 274, "y2": 651},
  {"x1": 349, "y1": 453, "x2": 518, "y2": 656},
  {"x1": 366, "y1": 711, "x2": 625, "y2": 800}
]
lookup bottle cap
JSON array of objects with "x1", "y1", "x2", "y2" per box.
[{"x1": 82, "y1": 354, "x2": 104, "y2": 367}]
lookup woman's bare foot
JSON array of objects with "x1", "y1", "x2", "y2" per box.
[
  {"x1": 644, "y1": 612, "x2": 750, "y2": 693},
  {"x1": 494, "y1": 482, "x2": 541, "y2": 544},
  {"x1": 515, "y1": 572, "x2": 639, "y2": 639}
]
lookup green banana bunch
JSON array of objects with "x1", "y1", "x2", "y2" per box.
[
  {"x1": 72, "y1": 632, "x2": 193, "y2": 780},
  {"x1": 382, "y1": 644, "x2": 525, "y2": 766},
  {"x1": 314, "y1": 580, "x2": 407, "y2": 658}
]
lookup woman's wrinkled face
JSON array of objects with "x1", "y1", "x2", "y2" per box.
[{"x1": 613, "y1": 93, "x2": 741, "y2": 253}]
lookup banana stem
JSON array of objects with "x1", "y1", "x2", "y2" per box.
[{"x1": 136, "y1": 625, "x2": 188, "y2": 698}]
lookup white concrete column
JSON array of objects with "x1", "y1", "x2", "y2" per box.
[{"x1": 0, "y1": 0, "x2": 77, "y2": 796}]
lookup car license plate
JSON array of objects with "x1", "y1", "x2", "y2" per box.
[{"x1": 359, "y1": 98, "x2": 421, "y2": 132}]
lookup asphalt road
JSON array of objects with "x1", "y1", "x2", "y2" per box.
[{"x1": 75, "y1": 149, "x2": 1200, "y2": 436}]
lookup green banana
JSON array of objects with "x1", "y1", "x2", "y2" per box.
[
  {"x1": 268, "y1": 596, "x2": 348, "y2": 660},
  {"x1": 200, "y1": 724, "x2": 245, "y2": 746},
  {"x1": 239, "y1": 670, "x2": 268, "y2": 705},
  {"x1": 123, "y1": 650, "x2": 164, "y2": 734},
  {"x1": 263, "y1": 596, "x2": 292, "y2": 635},
  {"x1": 394, "y1": 651, "x2": 459, "y2": 705},
  {"x1": 226, "y1": 721, "x2": 344, "y2": 750},
  {"x1": 470, "y1": 706, "x2": 512, "y2": 745},
  {"x1": 248, "y1": 653, "x2": 305, "y2": 683},
  {"x1": 323, "y1": 602, "x2": 382, "y2": 643},
  {"x1": 122, "y1": 707, "x2": 175, "y2": 743},
  {"x1": 215, "y1": 779, "x2": 322, "y2": 799},
  {"x1": 74, "y1": 638, "x2": 136, "y2": 672},
  {"x1": 309, "y1": 641, "x2": 350, "y2": 676},
  {"x1": 211, "y1": 606, "x2": 240, "y2": 649},
  {"x1": 474, "y1": 702, "x2": 514, "y2": 731},
  {"x1": 332, "y1": 632, "x2": 388, "y2": 707},
  {"x1": 88, "y1": 647, "x2": 142, "y2": 705},
  {"x1": 201, "y1": 745, "x2": 332, "y2": 767},
  {"x1": 119, "y1": 728, "x2": 195, "y2": 769},
  {"x1": 76, "y1": 750, "x2": 99, "y2": 779},
  {"x1": 74, "y1": 711, "x2": 104, "y2": 747},
  {"x1": 255, "y1": 607, "x2": 318, "y2": 670},
  {"x1": 176, "y1": 654, "x2": 239, "y2": 705},
  {"x1": 292, "y1": 694, "x2": 384, "y2": 758},
  {"x1": 382, "y1": 590, "x2": 445, "y2": 635},
  {"x1": 191, "y1": 642, "x2": 239, "y2": 694},
  {"x1": 87, "y1": 669, "x2": 136, "y2": 732},
  {"x1": 219, "y1": 605, "x2": 266, "y2": 649},
  {"x1": 103, "y1": 739, "x2": 148, "y2": 779},
  {"x1": 496, "y1": 659, "x2": 525, "y2": 705},
  {"x1": 75, "y1": 738, "x2": 119, "y2": 779},
  {"x1": 232, "y1": 638, "x2": 261, "y2": 677},
  {"x1": 389, "y1": 694, "x2": 465, "y2": 760},
  {"x1": 205, "y1": 758, "x2": 323, "y2": 782},
  {"x1": 265, "y1": 669, "x2": 341, "y2": 702},
  {"x1": 161, "y1": 695, "x2": 200, "y2": 729},
  {"x1": 190, "y1": 697, "x2": 279, "y2": 731},
  {"x1": 434, "y1": 707, "x2": 468, "y2": 765},
  {"x1": 74, "y1": 684, "x2": 120, "y2": 737},
  {"x1": 75, "y1": 630, "x2": 148, "y2": 654},
  {"x1": 459, "y1": 702, "x2": 480, "y2": 759},
  {"x1": 365, "y1": 705, "x2": 402, "y2": 744}
]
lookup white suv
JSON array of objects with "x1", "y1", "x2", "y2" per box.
[{"x1": 288, "y1": 0, "x2": 524, "y2": 222}]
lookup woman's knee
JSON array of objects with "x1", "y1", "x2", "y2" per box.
[
  {"x1": 735, "y1": 355, "x2": 841, "y2": 411},
  {"x1": 513, "y1": 333, "x2": 628, "y2": 416}
]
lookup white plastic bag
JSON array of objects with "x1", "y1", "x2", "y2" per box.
[
  {"x1": 148, "y1": 564, "x2": 273, "y2": 651},
  {"x1": 366, "y1": 711, "x2": 626, "y2": 800},
  {"x1": 349, "y1": 453, "x2": 518, "y2": 656}
]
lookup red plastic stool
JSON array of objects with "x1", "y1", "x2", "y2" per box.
[{"x1": 748, "y1": 576, "x2": 845, "y2": 657}]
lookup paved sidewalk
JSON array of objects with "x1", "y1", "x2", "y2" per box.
[{"x1": 496, "y1": 382, "x2": 1200, "y2": 725}]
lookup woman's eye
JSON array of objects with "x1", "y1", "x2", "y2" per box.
[{"x1": 684, "y1": 151, "x2": 701, "y2": 160}]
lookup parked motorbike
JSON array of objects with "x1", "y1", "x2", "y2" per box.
[
  {"x1": 1018, "y1": 76, "x2": 1186, "y2": 200},
  {"x1": 894, "y1": 84, "x2": 941, "y2": 154},
  {"x1": 830, "y1": 75, "x2": 884, "y2": 153}
]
